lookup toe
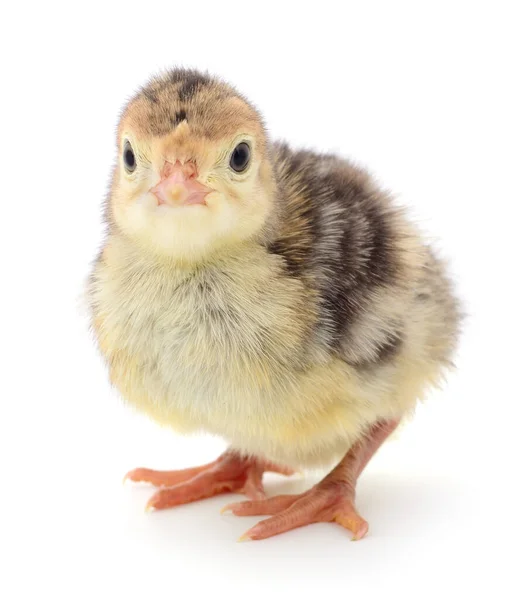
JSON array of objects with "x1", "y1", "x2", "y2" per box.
[
  {"x1": 145, "y1": 485, "x2": 207, "y2": 511},
  {"x1": 262, "y1": 460, "x2": 296, "y2": 477},
  {"x1": 145, "y1": 470, "x2": 247, "y2": 511},
  {"x1": 124, "y1": 465, "x2": 213, "y2": 487},
  {"x1": 124, "y1": 467, "x2": 158, "y2": 485},
  {"x1": 333, "y1": 510, "x2": 369, "y2": 541},
  {"x1": 222, "y1": 494, "x2": 299, "y2": 516},
  {"x1": 239, "y1": 494, "x2": 324, "y2": 540}
]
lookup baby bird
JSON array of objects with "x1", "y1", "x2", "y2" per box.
[{"x1": 88, "y1": 69, "x2": 461, "y2": 542}]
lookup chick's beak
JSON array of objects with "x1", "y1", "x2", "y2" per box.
[{"x1": 151, "y1": 160, "x2": 212, "y2": 207}]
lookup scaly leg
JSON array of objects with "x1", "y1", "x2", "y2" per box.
[
  {"x1": 124, "y1": 450, "x2": 295, "y2": 511},
  {"x1": 223, "y1": 419, "x2": 400, "y2": 541}
]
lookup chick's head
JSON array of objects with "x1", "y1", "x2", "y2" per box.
[{"x1": 109, "y1": 70, "x2": 275, "y2": 263}]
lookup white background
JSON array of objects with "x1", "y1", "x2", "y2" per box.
[{"x1": 2, "y1": 1, "x2": 522, "y2": 598}]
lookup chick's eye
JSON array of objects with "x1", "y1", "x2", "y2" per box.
[
  {"x1": 230, "y1": 142, "x2": 251, "y2": 173},
  {"x1": 123, "y1": 140, "x2": 136, "y2": 173}
]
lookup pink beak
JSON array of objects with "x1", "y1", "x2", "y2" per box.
[{"x1": 151, "y1": 160, "x2": 212, "y2": 207}]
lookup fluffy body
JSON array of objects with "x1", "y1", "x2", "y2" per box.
[{"x1": 88, "y1": 70, "x2": 460, "y2": 469}]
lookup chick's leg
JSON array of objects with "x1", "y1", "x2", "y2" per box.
[
  {"x1": 124, "y1": 451, "x2": 294, "y2": 511},
  {"x1": 224, "y1": 419, "x2": 400, "y2": 541}
]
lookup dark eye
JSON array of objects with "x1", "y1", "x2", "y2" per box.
[
  {"x1": 123, "y1": 140, "x2": 136, "y2": 173},
  {"x1": 229, "y1": 142, "x2": 251, "y2": 173}
]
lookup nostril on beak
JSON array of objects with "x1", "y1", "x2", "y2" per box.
[{"x1": 181, "y1": 161, "x2": 198, "y2": 180}]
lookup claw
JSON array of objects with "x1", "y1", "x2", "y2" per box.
[
  {"x1": 122, "y1": 470, "x2": 140, "y2": 485},
  {"x1": 145, "y1": 497, "x2": 157, "y2": 513},
  {"x1": 350, "y1": 522, "x2": 369, "y2": 541}
]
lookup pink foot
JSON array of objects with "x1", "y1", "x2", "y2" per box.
[
  {"x1": 123, "y1": 451, "x2": 294, "y2": 511},
  {"x1": 224, "y1": 483, "x2": 368, "y2": 541},
  {"x1": 223, "y1": 419, "x2": 400, "y2": 542}
]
